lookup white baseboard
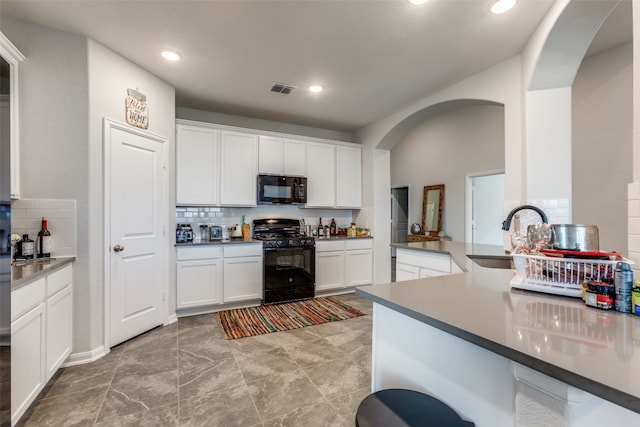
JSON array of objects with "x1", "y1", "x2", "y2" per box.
[
  {"x1": 165, "y1": 313, "x2": 178, "y2": 325},
  {"x1": 63, "y1": 345, "x2": 109, "y2": 367}
]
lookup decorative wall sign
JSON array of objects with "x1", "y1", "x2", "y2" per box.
[{"x1": 125, "y1": 88, "x2": 149, "y2": 129}]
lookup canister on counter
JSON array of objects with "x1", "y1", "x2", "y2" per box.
[{"x1": 615, "y1": 262, "x2": 633, "y2": 313}]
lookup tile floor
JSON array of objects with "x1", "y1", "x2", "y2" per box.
[{"x1": 17, "y1": 293, "x2": 373, "y2": 427}]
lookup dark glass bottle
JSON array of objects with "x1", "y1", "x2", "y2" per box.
[
  {"x1": 21, "y1": 234, "x2": 35, "y2": 260},
  {"x1": 37, "y1": 216, "x2": 51, "y2": 258}
]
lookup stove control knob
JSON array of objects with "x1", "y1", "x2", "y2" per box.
[{"x1": 289, "y1": 239, "x2": 295, "y2": 246}]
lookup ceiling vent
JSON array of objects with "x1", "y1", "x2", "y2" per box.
[{"x1": 270, "y1": 82, "x2": 296, "y2": 95}]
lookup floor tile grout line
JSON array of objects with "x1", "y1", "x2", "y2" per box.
[{"x1": 91, "y1": 346, "x2": 125, "y2": 426}]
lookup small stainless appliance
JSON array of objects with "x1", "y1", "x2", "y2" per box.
[
  {"x1": 209, "y1": 225, "x2": 223, "y2": 241},
  {"x1": 257, "y1": 174, "x2": 307, "y2": 204},
  {"x1": 253, "y1": 218, "x2": 315, "y2": 304}
]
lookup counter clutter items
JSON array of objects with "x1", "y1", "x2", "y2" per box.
[{"x1": 363, "y1": 241, "x2": 640, "y2": 425}]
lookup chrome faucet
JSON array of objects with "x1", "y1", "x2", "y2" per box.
[{"x1": 501, "y1": 205, "x2": 548, "y2": 231}]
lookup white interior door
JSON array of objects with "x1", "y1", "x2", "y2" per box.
[
  {"x1": 106, "y1": 120, "x2": 166, "y2": 347},
  {"x1": 469, "y1": 173, "x2": 505, "y2": 245}
]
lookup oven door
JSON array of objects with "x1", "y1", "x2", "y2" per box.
[{"x1": 263, "y1": 246, "x2": 315, "y2": 304}]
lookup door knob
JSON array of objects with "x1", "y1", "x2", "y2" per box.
[{"x1": 113, "y1": 245, "x2": 125, "y2": 252}]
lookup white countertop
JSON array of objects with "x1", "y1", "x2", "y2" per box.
[{"x1": 357, "y1": 241, "x2": 640, "y2": 414}]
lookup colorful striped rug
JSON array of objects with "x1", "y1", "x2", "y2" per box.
[{"x1": 219, "y1": 297, "x2": 366, "y2": 339}]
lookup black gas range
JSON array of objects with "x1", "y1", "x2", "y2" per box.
[{"x1": 253, "y1": 218, "x2": 315, "y2": 304}]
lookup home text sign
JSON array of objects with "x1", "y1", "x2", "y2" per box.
[{"x1": 125, "y1": 88, "x2": 149, "y2": 129}]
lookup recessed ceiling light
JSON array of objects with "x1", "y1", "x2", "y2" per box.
[
  {"x1": 408, "y1": 0, "x2": 429, "y2": 5},
  {"x1": 309, "y1": 85, "x2": 323, "y2": 93},
  {"x1": 161, "y1": 50, "x2": 181, "y2": 61},
  {"x1": 490, "y1": 0, "x2": 516, "y2": 14}
]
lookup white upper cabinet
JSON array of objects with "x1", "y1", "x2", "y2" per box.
[
  {"x1": 283, "y1": 138, "x2": 307, "y2": 176},
  {"x1": 219, "y1": 130, "x2": 258, "y2": 206},
  {"x1": 176, "y1": 124, "x2": 219, "y2": 205},
  {"x1": 258, "y1": 136, "x2": 307, "y2": 176},
  {"x1": 176, "y1": 119, "x2": 361, "y2": 209},
  {"x1": 258, "y1": 136, "x2": 283, "y2": 175},
  {"x1": 336, "y1": 145, "x2": 362, "y2": 208},
  {"x1": 0, "y1": 32, "x2": 25, "y2": 200},
  {"x1": 306, "y1": 142, "x2": 336, "y2": 207}
]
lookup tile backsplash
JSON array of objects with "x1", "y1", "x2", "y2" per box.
[
  {"x1": 176, "y1": 205, "x2": 355, "y2": 240},
  {"x1": 11, "y1": 199, "x2": 76, "y2": 257}
]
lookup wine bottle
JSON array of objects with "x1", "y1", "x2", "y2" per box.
[
  {"x1": 37, "y1": 216, "x2": 52, "y2": 258},
  {"x1": 22, "y1": 234, "x2": 35, "y2": 260},
  {"x1": 317, "y1": 217, "x2": 323, "y2": 237},
  {"x1": 330, "y1": 218, "x2": 337, "y2": 236}
]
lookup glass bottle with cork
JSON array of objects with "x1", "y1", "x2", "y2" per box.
[{"x1": 37, "y1": 216, "x2": 52, "y2": 258}]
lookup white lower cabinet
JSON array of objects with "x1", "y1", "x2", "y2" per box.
[
  {"x1": 11, "y1": 302, "x2": 45, "y2": 426},
  {"x1": 12, "y1": 264, "x2": 73, "y2": 426},
  {"x1": 316, "y1": 239, "x2": 373, "y2": 292},
  {"x1": 176, "y1": 246, "x2": 223, "y2": 309},
  {"x1": 316, "y1": 249, "x2": 345, "y2": 291},
  {"x1": 395, "y1": 248, "x2": 462, "y2": 282},
  {"x1": 223, "y1": 244, "x2": 262, "y2": 303},
  {"x1": 176, "y1": 243, "x2": 263, "y2": 310}
]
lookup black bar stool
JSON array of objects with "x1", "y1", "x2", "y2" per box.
[{"x1": 355, "y1": 389, "x2": 475, "y2": 427}]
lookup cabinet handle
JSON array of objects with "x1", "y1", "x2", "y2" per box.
[{"x1": 113, "y1": 245, "x2": 125, "y2": 252}]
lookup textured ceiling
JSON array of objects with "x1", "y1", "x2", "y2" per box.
[{"x1": 0, "y1": 0, "x2": 631, "y2": 132}]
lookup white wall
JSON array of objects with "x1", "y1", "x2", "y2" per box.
[
  {"x1": 1, "y1": 17, "x2": 176, "y2": 355},
  {"x1": 0, "y1": 18, "x2": 94, "y2": 352},
  {"x1": 390, "y1": 104, "x2": 505, "y2": 241},
  {"x1": 573, "y1": 42, "x2": 632, "y2": 254},
  {"x1": 88, "y1": 40, "x2": 175, "y2": 352}
]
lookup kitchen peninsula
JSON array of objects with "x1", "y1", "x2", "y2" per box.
[{"x1": 356, "y1": 241, "x2": 640, "y2": 426}]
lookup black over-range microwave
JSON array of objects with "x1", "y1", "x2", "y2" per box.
[{"x1": 257, "y1": 174, "x2": 307, "y2": 204}]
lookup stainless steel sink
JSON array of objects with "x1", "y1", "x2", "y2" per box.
[{"x1": 467, "y1": 255, "x2": 514, "y2": 270}]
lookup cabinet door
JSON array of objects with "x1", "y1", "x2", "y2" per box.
[
  {"x1": 306, "y1": 142, "x2": 336, "y2": 207},
  {"x1": 336, "y1": 145, "x2": 362, "y2": 208},
  {"x1": 177, "y1": 259, "x2": 223, "y2": 308},
  {"x1": 220, "y1": 130, "x2": 258, "y2": 206},
  {"x1": 46, "y1": 285, "x2": 73, "y2": 381},
  {"x1": 283, "y1": 138, "x2": 307, "y2": 176},
  {"x1": 345, "y1": 249, "x2": 373, "y2": 286},
  {"x1": 176, "y1": 124, "x2": 219, "y2": 205},
  {"x1": 12, "y1": 303, "x2": 46, "y2": 424},
  {"x1": 316, "y1": 251, "x2": 345, "y2": 291},
  {"x1": 258, "y1": 135, "x2": 283, "y2": 175},
  {"x1": 223, "y1": 257, "x2": 262, "y2": 302},
  {"x1": 395, "y1": 263, "x2": 420, "y2": 282}
]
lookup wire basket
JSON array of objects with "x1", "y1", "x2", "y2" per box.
[{"x1": 511, "y1": 253, "x2": 625, "y2": 298}]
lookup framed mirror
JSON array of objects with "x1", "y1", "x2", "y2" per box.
[{"x1": 422, "y1": 184, "x2": 444, "y2": 236}]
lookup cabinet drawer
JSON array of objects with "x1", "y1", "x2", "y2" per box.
[
  {"x1": 47, "y1": 265, "x2": 72, "y2": 297},
  {"x1": 346, "y1": 239, "x2": 373, "y2": 250},
  {"x1": 176, "y1": 245, "x2": 223, "y2": 261},
  {"x1": 12, "y1": 278, "x2": 46, "y2": 321},
  {"x1": 396, "y1": 250, "x2": 451, "y2": 273},
  {"x1": 224, "y1": 243, "x2": 262, "y2": 258},
  {"x1": 315, "y1": 240, "x2": 345, "y2": 252}
]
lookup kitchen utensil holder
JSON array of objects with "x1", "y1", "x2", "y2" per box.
[{"x1": 511, "y1": 253, "x2": 630, "y2": 298}]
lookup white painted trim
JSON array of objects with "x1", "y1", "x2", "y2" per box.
[
  {"x1": 102, "y1": 118, "x2": 169, "y2": 351},
  {"x1": 0, "y1": 31, "x2": 25, "y2": 200},
  {"x1": 165, "y1": 313, "x2": 178, "y2": 326},
  {"x1": 63, "y1": 345, "x2": 108, "y2": 367}
]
